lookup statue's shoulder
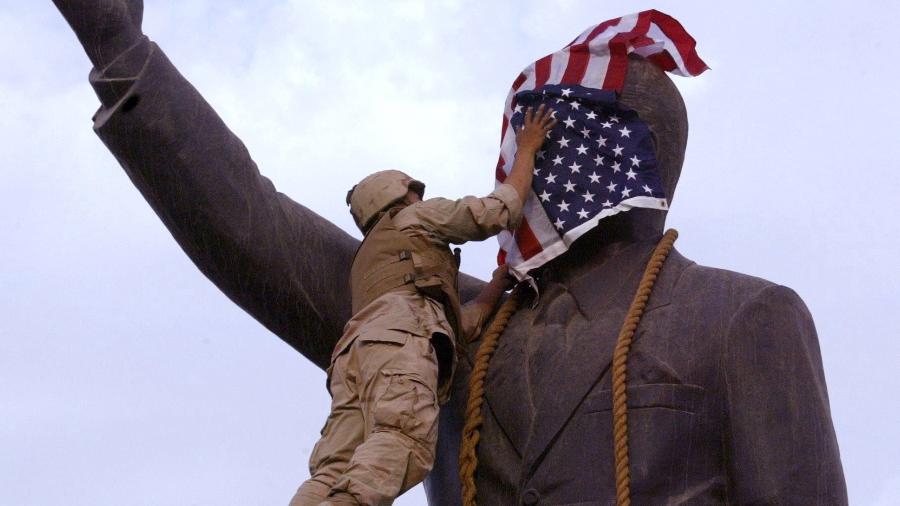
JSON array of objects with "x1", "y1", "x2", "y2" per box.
[
  {"x1": 666, "y1": 249, "x2": 810, "y2": 320},
  {"x1": 661, "y1": 250, "x2": 819, "y2": 371}
]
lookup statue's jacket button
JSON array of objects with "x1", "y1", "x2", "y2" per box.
[{"x1": 521, "y1": 488, "x2": 540, "y2": 505}]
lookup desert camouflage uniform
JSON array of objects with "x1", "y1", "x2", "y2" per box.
[{"x1": 291, "y1": 184, "x2": 522, "y2": 506}]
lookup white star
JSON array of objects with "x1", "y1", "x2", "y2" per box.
[
  {"x1": 533, "y1": 167, "x2": 540, "y2": 176},
  {"x1": 545, "y1": 172, "x2": 557, "y2": 184},
  {"x1": 555, "y1": 97, "x2": 565, "y2": 103},
  {"x1": 552, "y1": 155, "x2": 564, "y2": 166},
  {"x1": 588, "y1": 172, "x2": 602, "y2": 184},
  {"x1": 554, "y1": 217, "x2": 566, "y2": 230},
  {"x1": 561, "y1": 88, "x2": 573, "y2": 97},
  {"x1": 609, "y1": 115, "x2": 620, "y2": 123},
  {"x1": 539, "y1": 190, "x2": 552, "y2": 202},
  {"x1": 514, "y1": 104, "x2": 523, "y2": 114},
  {"x1": 550, "y1": 109, "x2": 559, "y2": 119},
  {"x1": 568, "y1": 162, "x2": 582, "y2": 173},
  {"x1": 642, "y1": 185, "x2": 653, "y2": 194},
  {"x1": 611, "y1": 161, "x2": 622, "y2": 173},
  {"x1": 606, "y1": 182, "x2": 618, "y2": 193},
  {"x1": 570, "y1": 101, "x2": 581, "y2": 111},
  {"x1": 563, "y1": 180, "x2": 577, "y2": 192},
  {"x1": 600, "y1": 121, "x2": 613, "y2": 129},
  {"x1": 582, "y1": 191, "x2": 595, "y2": 202},
  {"x1": 626, "y1": 168, "x2": 637, "y2": 180},
  {"x1": 593, "y1": 154, "x2": 604, "y2": 166},
  {"x1": 630, "y1": 155, "x2": 641, "y2": 167},
  {"x1": 545, "y1": 130, "x2": 552, "y2": 139},
  {"x1": 580, "y1": 127, "x2": 591, "y2": 138},
  {"x1": 557, "y1": 200, "x2": 570, "y2": 212},
  {"x1": 612, "y1": 145, "x2": 624, "y2": 157},
  {"x1": 595, "y1": 136, "x2": 608, "y2": 147},
  {"x1": 618, "y1": 126, "x2": 631, "y2": 138},
  {"x1": 575, "y1": 144, "x2": 589, "y2": 155},
  {"x1": 621, "y1": 187, "x2": 632, "y2": 198},
  {"x1": 585, "y1": 111, "x2": 598, "y2": 120},
  {"x1": 577, "y1": 208, "x2": 590, "y2": 219},
  {"x1": 557, "y1": 137, "x2": 570, "y2": 148},
  {"x1": 536, "y1": 150, "x2": 546, "y2": 160},
  {"x1": 563, "y1": 116, "x2": 577, "y2": 128},
  {"x1": 602, "y1": 199, "x2": 613, "y2": 207}
]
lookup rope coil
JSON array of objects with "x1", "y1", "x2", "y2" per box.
[{"x1": 458, "y1": 229, "x2": 678, "y2": 506}]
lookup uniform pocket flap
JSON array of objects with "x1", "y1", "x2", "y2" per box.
[
  {"x1": 357, "y1": 329, "x2": 410, "y2": 346},
  {"x1": 583, "y1": 383, "x2": 704, "y2": 414}
]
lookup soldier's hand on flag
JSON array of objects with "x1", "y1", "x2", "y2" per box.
[{"x1": 516, "y1": 104, "x2": 557, "y2": 154}]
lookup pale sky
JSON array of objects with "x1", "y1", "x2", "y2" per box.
[{"x1": 1, "y1": 1, "x2": 899, "y2": 504}]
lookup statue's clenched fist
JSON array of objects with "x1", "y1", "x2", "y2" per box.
[{"x1": 52, "y1": 0, "x2": 144, "y2": 69}]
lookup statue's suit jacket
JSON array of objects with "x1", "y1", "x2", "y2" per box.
[
  {"x1": 429, "y1": 241, "x2": 847, "y2": 505},
  {"x1": 88, "y1": 39, "x2": 847, "y2": 505}
]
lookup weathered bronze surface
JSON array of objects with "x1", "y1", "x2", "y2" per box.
[{"x1": 52, "y1": 2, "x2": 847, "y2": 504}]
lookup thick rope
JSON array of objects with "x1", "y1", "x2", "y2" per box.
[
  {"x1": 611, "y1": 229, "x2": 678, "y2": 505},
  {"x1": 458, "y1": 229, "x2": 677, "y2": 506},
  {"x1": 459, "y1": 288, "x2": 521, "y2": 506}
]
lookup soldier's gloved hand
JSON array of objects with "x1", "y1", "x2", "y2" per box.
[{"x1": 52, "y1": 0, "x2": 144, "y2": 69}]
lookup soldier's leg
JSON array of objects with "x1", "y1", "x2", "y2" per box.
[
  {"x1": 330, "y1": 333, "x2": 440, "y2": 505},
  {"x1": 290, "y1": 352, "x2": 364, "y2": 506}
]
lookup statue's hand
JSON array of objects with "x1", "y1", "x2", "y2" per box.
[{"x1": 52, "y1": 0, "x2": 144, "y2": 69}]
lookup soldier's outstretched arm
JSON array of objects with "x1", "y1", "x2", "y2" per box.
[{"x1": 51, "y1": 0, "x2": 360, "y2": 369}]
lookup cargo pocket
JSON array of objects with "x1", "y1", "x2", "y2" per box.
[
  {"x1": 357, "y1": 329, "x2": 410, "y2": 347},
  {"x1": 372, "y1": 370, "x2": 439, "y2": 444}
]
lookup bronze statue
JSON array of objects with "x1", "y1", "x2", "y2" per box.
[{"x1": 51, "y1": 1, "x2": 847, "y2": 504}]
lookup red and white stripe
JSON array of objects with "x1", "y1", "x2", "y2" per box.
[{"x1": 495, "y1": 10, "x2": 708, "y2": 277}]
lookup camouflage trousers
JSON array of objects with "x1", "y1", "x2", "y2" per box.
[{"x1": 290, "y1": 330, "x2": 440, "y2": 506}]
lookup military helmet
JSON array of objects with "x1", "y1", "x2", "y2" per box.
[{"x1": 346, "y1": 170, "x2": 425, "y2": 234}]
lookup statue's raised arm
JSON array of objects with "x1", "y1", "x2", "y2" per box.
[{"x1": 52, "y1": 0, "x2": 361, "y2": 369}]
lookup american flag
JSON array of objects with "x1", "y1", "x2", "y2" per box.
[{"x1": 495, "y1": 10, "x2": 708, "y2": 278}]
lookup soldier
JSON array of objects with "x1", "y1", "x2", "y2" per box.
[{"x1": 292, "y1": 105, "x2": 556, "y2": 506}]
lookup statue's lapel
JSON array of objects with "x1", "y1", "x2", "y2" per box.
[
  {"x1": 472, "y1": 242, "x2": 691, "y2": 474},
  {"x1": 517, "y1": 244, "x2": 688, "y2": 480},
  {"x1": 482, "y1": 310, "x2": 534, "y2": 456}
]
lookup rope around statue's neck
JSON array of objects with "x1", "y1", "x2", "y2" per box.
[{"x1": 459, "y1": 229, "x2": 679, "y2": 506}]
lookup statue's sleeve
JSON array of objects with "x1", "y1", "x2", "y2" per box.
[
  {"x1": 723, "y1": 285, "x2": 848, "y2": 504},
  {"x1": 87, "y1": 37, "x2": 358, "y2": 370}
]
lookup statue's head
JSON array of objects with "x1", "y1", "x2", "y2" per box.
[
  {"x1": 346, "y1": 169, "x2": 425, "y2": 234},
  {"x1": 538, "y1": 56, "x2": 690, "y2": 273},
  {"x1": 618, "y1": 53, "x2": 688, "y2": 206},
  {"x1": 565, "y1": 54, "x2": 689, "y2": 250},
  {"x1": 501, "y1": 12, "x2": 703, "y2": 277}
]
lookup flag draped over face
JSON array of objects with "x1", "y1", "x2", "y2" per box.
[{"x1": 495, "y1": 10, "x2": 708, "y2": 279}]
